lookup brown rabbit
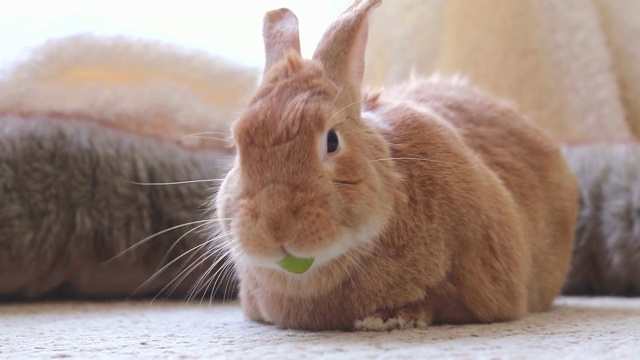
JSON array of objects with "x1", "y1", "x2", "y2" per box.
[{"x1": 215, "y1": 0, "x2": 578, "y2": 331}]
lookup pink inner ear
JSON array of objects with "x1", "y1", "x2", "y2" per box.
[{"x1": 349, "y1": 17, "x2": 369, "y2": 88}]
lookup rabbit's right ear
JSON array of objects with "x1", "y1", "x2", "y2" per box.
[
  {"x1": 263, "y1": 8, "x2": 301, "y2": 75},
  {"x1": 312, "y1": 0, "x2": 381, "y2": 103}
]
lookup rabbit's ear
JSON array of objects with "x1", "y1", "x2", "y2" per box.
[
  {"x1": 263, "y1": 8, "x2": 301, "y2": 75},
  {"x1": 312, "y1": 0, "x2": 381, "y2": 99}
]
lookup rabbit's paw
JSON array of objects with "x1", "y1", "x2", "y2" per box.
[{"x1": 353, "y1": 303, "x2": 431, "y2": 331}]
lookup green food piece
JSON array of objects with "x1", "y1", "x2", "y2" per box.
[{"x1": 277, "y1": 253, "x2": 315, "y2": 274}]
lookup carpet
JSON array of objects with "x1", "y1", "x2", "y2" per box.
[{"x1": 2, "y1": 296, "x2": 639, "y2": 359}]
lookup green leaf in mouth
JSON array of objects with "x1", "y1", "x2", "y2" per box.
[{"x1": 277, "y1": 253, "x2": 315, "y2": 274}]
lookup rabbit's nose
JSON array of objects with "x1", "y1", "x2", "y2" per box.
[
  {"x1": 250, "y1": 183, "x2": 303, "y2": 240},
  {"x1": 262, "y1": 206, "x2": 300, "y2": 246},
  {"x1": 266, "y1": 218, "x2": 286, "y2": 244}
]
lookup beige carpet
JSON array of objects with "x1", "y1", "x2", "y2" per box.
[{"x1": 2, "y1": 296, "x2": 639, "y2": 359}]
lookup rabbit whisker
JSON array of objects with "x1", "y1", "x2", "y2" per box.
[
  {"x1": 131, "y1": 239, "x2": 212, "y2": 300},
  {"x1": 125, "y1": 179, "x2": 224, "y2": 186},
  {"x1": 187, "y1": 240, "x2": 227, "y2": 300},
  {"x1": 194, "y1": 247, "x2": 238, "y2": 304},
  {"x1": 328, "y1": 98, "x2": 363, "y2": 123},
  {"x1": 185, "y1": 254, "x2": 221, "y2": 302},
  {"x1": 219, "y1": 252, "x2": 241, "y2": 302},
  {"x1": 151, "y1": 233, "x2": 232, "y2": 302},
  {"x1": 154, "y1": 248, "x2": 216, "y2": 302},
  {"x1": 105, "y1": 219, "x2": 214, "y2": 265},
  {"x1": 176, "y1": 131, "x2": 230, "y2": 142},
  {"x1": 176, "y1": 229, "x2": 234, "y2": 300},
  {"x1": 370, "y1": 157, "x2": 479, "y2": 169},
  {"x1": 188, "y1": 245, "x2": 237, "y2": 302},
  {"x1": 132, "y1": 227, "x2": 230, "y2": 300},
  {"x1": 329, "y1": 87, "x2": 344, "y2": 109},
  {"x1": 154, "y1": 220, "x2": 215, "y2": 273}
]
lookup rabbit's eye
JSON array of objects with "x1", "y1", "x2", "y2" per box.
[{"x1": 327, "y1": 129, "x2": 339, "y2": 153}]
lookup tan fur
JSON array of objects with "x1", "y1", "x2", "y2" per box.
[{"x1": 216, "y1": 0, "x2": 578, "y2": 331}]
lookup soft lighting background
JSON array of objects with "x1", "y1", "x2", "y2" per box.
[{"x1": 0, "y1": 0, "x2": 349, "y2": 69}]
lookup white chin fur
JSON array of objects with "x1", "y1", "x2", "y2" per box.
[
  {"x1": 268, "y1": 218, "x2": 385, "y2": 273},
  {"x1": 235, "y1": 252, "x2": 283, "y2": 270},
  {"x1": 318, "y1": 215, "x2": 389, "y2": 267}
]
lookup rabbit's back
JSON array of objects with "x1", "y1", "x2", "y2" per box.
[{"x1": 373, "y1": 78, "x2": 579, "y2": 312}]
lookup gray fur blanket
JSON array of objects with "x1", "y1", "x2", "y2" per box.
[{"x1": 0, "y1": 115, "x2": 234, "y2": 300}]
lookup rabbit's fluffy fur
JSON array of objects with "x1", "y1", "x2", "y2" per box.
[{"x1": 215, "y1": 0, "x2": 578, "y2": 330}]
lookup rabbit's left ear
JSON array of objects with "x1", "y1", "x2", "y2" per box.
[
  {"x1": 312, "y1": 0, "x2": 381, "y2": 100},
  {"x1": 263, "y1": 8, "x2": 301, "y2": 75}
]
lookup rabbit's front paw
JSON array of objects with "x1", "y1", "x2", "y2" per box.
[{"x1": 353, "y1": 302, "x2": 431, "y2": 331}]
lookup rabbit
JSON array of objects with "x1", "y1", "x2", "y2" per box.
[
  {"x1": 561, "y1": 143, "x2": 640, "y2": 296},
  {"x1": 214, "y1": 0, "x2": 579, "y2": 331}
]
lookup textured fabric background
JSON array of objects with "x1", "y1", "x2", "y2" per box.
[
  {"x1": 364, "y1": 0, "x2": 640, "y2": 143},
  {"x1": 2, "y1": 297, "x2": 639, "y2": 359}
]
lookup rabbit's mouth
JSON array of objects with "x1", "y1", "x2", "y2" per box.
[
  {"x1": 231, "y1": 236, "x2": 349, "y2": 273},
  {"x1": 228, "y1": 210, "x2": 389, "y2": 277}
]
